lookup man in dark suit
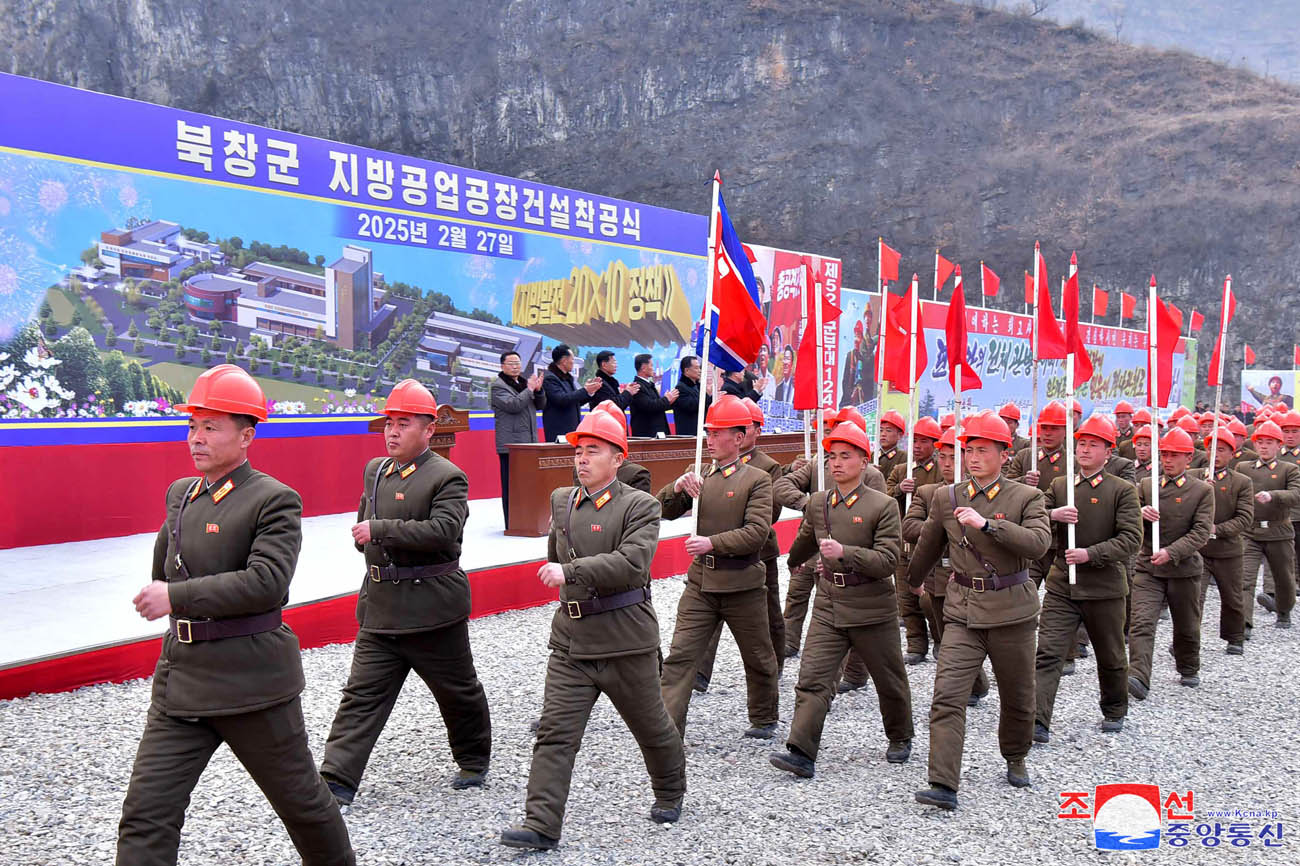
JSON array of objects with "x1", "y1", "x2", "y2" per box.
[
  {"x1": 629, "y1": 353, "x2": 678, "y2": 438},
  {"x1": 773, "y1": 346, "x2": 796, "y2": 404},
  {"x1": 673, "y1": 355, "x2": 710, "y2": 436},
  {"x1": 588, "y1": 350, "x2": 638, "y2": 410},
  {"x1": 542, "y1": 344, "x2": 600, "y2": 442}
]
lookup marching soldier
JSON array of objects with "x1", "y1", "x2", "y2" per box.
[
  {"x1": 1176, "y1": 415, "x2": 1210, "y2": 469},
  {"x1": 571, "y1": 401, "x2": 652, "y2": 492},
  {"x1": 694, "y1": 398, "x2": 786, "y2": 692},
  {"x1": 769, "y1": 422, "x2": 911, "y2": 778},
  {"x1": 999, "y1": 403, "x2": 1030, "y2": 454},
  {"x1": 117, "y1": 365, "x2": 354, "y2": 866},
  {"x1": 321, "y1": 379, "x2": 491, "y2": 806},
  {"x1": 1008, "y1": 400, "x2": 1069, "y2": 587},
  {"x1": 500, "y1": 412, "x2": 685, "y2": 851},
  {"x1": 910, "y1": 411, "x2": 1051, "y2": 810},
  {"x1": 1228, "y1": 418, "x2": 1257, "y2": 466},
  {"x1": 1261, "y1": 411, "x2": 1300, "y2": 612},
  {"x1": 1131, "y1": 424, "x2": 1154, "y2": 479},
  {"x1": 878, "y1": 409, "x2": 910, "y2": 480},
  {"x1": 1128, "y1": 428, "x2": 1214, "y2": 700},
  {"x1": 1114, "y1": 401, "x2": 1136, "y2": 455},
  {"x1": 904, "y1": 428, "x2": 989, "y2": 706},
  {"x1": 1198, "y1": 427, "x2": 1253, "y2": 655},
  {"x1": 887, "y1": 414, "x2": 945, "y2": 665},
  {"x1": 1237, "y1": 420, "x2": 1300, "y2": 632},
  {"x1": 659, "y1": 395, "x2": 780, "y2": 739},
  {"x1": 1033, "y1": 416, "x2": 1141, "y2": 743}
]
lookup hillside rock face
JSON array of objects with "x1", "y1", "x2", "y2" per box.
[{"x1": 5, "y1": 0, "x2": 1299, "y2": 399}]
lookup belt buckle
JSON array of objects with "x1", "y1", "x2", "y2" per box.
[
  {"x1": 702, "y1": 554, "x2": 716, "y2": 569},
  {"x1": 174, "y1": 618, "x2": 193, "y2": 644},
  {"x1": 566, "y1": 601, "x2": 583, "y2": 619},
  {"x1": 970, "y1": 576, "x2": 987, "y2": 592},
  {"x1": 369, "y1": 564, "x2": 383, "y2": 582},
  {"x1": 832, "y1": 572, "x2": 846, "y2": 587},
  {"x1": 1260, "y1": 520, "x2": 1270, "y2": 529}
]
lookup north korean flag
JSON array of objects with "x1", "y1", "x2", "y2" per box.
[{"x1": 695, "y1": 186, "x2": 767, "y2": 372}]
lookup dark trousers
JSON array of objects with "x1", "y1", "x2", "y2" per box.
[
  {"x1": 698, "y1": 558, "x2": 784, "y2": 680},
  {"x1": 661, "y1": 582, "x2": 779, "y2": 736},
  {"x1": 499, "y1": 452, "x2": 511, "y2": 524},
  {"x1": 321, "y1": 621, "x2": 491, "y2": 791},
  {"x1": 782, "y1": 564, "x2": 817, "y2": 653},
  {"x1": 923, "y1": 594, "x2": 988, "y2": 697},
  {"x1": 1129, "y1": 573, "x2": 1201, "y2": 686},
  {"x1": 1035, "y1": 592, "x2": 1128, "y2": 729},
  {"x1": 524, "y1": 650, "x2": 685, "y2": 840},
  {"x1": 1260, "y1": 527, "x2": 1300, "y2": 597},
  {"x1": 787, "y1": 616, "x2": 913, "y2": 759},
  {"x1": 896, "y1": 555, "x2": 931, "y2": 655},
  {"x1": 117, "y1": 698, "x2": 354, "y2": 866},
  {"x1": 927, "y1": 619, "x2": 1037, "y2": 792},
  {"x1": 1199, "y1": 555, "x2": 1246, "y2": 643},
  {"x1": 1244, "y1": 537, "x2": 1296, "y2": 623}
]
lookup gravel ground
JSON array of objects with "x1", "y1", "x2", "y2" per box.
[{"x1": 1, "y1": 561, "x2": 1295, "y2": 865}]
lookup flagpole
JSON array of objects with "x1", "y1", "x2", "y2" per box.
[
  {"x1": 1090, "y1": 284, "x2": 1097, "y2": 325},
  {"x1": 1066, "y1": 259, "x2": 1078, "y2": 585},
  {"x1": 815, "y1": 262, "x2": 826, "y2": 494},
  {"x1": 978, "y1": 260, "x2": 986, "y2": 311},
  {"x1": 933, "y1": 249, "x2": 940, "y2": 302},
  {"x1": 1024, "y1": 271, "x2": 1030, "y2": 317},
  {"x1": 953, "y1": 268, "x2": 964, "y2": 486},
  {"x1": 874, "y1": 238, "x2": 889, "y2": 466},
  {"x1": 803, "y1": 411, "x2": 811, "y2": 461},
  {"x1": 1148, "y1": 275, "x2": 1161, "y2": 554},
  {"x1": 1030, "y1": 242, "x2": 1042, "y2": 474},
  {"x1": 905, "y1": 273, "x2": 920, "y2": 509},
  {"x1": 692, "y1": 172, "x2": 721, "y2": 535},
  {"x1": 1207, "y1": 276, "x2": 1231, "y2": 490}
]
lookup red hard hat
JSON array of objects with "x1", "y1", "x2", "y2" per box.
[
  {"x1": 1114, "y1": 400, "x2": 1135, "y2": 415},
  {"x1": 937, "y1": 427, "x2": 957, "y2": 448},
  {"x1": 1280, "y1": 411, "x2": 1300, "y2": 429},
  {"x1": 939, "y1": 413, "x2": 956, "y2": 431},
  {"x1": 1252, "y1": 420, "x2": 1285, "y2": 443},
  {"x1": 822, "y1": 421, "x2": 872, "y2": 459},
  {"x1": 594, "y1": 400, "x2": 629, "y2": 431},
  {"x1": 1170, "y1": 406, "x2": 1191, "y2": 422},
  {"x1": 704, "y1": 394, "x2": 753, "y2": 430},
  {"x1": 1071, "y1": 398, "x2": 1083, "y2": 416},
  {"x1": 997, "y1": 402, "x2": 1021, "y2": 422},
  {"x1": 1131, "y1": 424, "x2": 1153, "y2": 442},
  {"x1": 880, "y1": 409, "x2": 907, "y2": 433},
  {"x1": 837, "y1": 406, "x2": 867, "y2": 432},
  {"x1": 913, "y1": 416, "x2": 943, "y2": 441},
  {"x1": 566, "y1": 411, "x2": 629, "y2": 455},
  {"x1": 383, "y1": 378, "x2": 438, "y2": 417},
  {"x1": 175, "y1": 363, "x2": 268, "y2": 421},
  {"x1": 1160, "y1": 427, "x2": 1195, "y2": 454},
  {"x1": 1204, "y1": 427, "x2": 1236, "y2": 451},
  {"x1": 821, "y1": 408, "x2": 841, "y2": 431},
  {"x1": 1075, "y1": 415, "x2": 1117, "y2": 446},
  {"x1": 1228, "y1": 418, "x2": 1248, "y2": 437},
  {"x1": 1132, "y1": 407, "x2": 1152, "y2": 425},
  {"x1": 741, "y1": 397, "x2": 765, "y2": 427},
  {"x1": 1037, "y1": 401, "x2": 1068, "y2": 427},
  {"x1": 958, "y1": 410, "x2": 1012, "y2": 446},
  {"x1": 1176, "y1": 415, "x2": 1201, "y2": 435}
]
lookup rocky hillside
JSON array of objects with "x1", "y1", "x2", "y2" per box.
[{"x1": 5, "y1": 0, "x2": 1299, "y2": 398}]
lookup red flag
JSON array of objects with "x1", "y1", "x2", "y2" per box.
[
  {"x1": 1024, "y1": 271, "x2": 1034, "y2": 306},
  {"x1": 1062, "y1": 256, "x2": 1094, "y2": 389},
  {"x1": 1035, "y1": 256, "x2": 1067, "y2": 360},
  {"x1": 1149, "y1": 295, "x2": 1182, "y2": 408},
  {"x1": 792, "y1": 259, "x2": 842, "y2": 410},
  {"x1": 880, "y1": 240, "x2": 900, "y2": 283},
  {"x1": 935, "y1": 253, "x2": 955, "y2": 294},
  {"x1": 1294, "y1": 344, "x2": 1300, "y2": 367},
  {"x1": 882, "y1": 281, "x2": 926, "y2": 393},
  {"x1": 981, "y1": 262, "x2": 999, "y2": 297},
  {"x1": 1189, "y1": 309, "x2": 1205, "y2": 332},
  {"x1": 1207, "y1": 277, "x2": 1236, "y2": 388},
  {"x1": 1092, "y1": 285, "x2": 1109, "y2": 317},
  {"x1": 1120, "y1": 292, "x2": 1136, "y2": 319},
  {"x1": 945, "y1": 267, "x2": 982, "y2": 393},
  {"x1": 1244, "y1": 343, "x2": 1256, "y2": 366}
]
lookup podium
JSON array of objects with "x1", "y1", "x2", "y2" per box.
[
  {"x1": 505, "y1": 432, "x2": 808, "y2": 537},
  {"x1": 366, "y1": 404, "x2": 469, "y2": 461}
]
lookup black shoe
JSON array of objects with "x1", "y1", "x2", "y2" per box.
[
  {"x1": 1278, "y1": 612, "x2": 1292, "y2": 629},
  {"x1": 783, "y1": 645, "x2": 799, "y2": 659},
  {"x1": 886, "y1": 739, "x2": 912, "y2": 764},
  {"x1": 1160, "y1": 608, "x2": 1170, "y2": 620},
  {"x1": 1033, "y1": 722, "x2": 1050, "y2": 744},
  {"x1": 769, "y1": 748, "x2": 815, "y2": 778},
  {"x1": 650, "y1": 803, "x2": 681, "y2": 824},
  {"x1": 744, "y1": 722, "x2": 778, "y2": 739},
  {"x1": 966, "y1": 691, "x2": 983, "y2": 707},
  {"x1": 915, "y1": 784, "x2": 958, "y2": 810},
  {"x1": 1128, "y1": 676, "x2": 1149, "y2": 701},
  {"x1": 323, "y1": 776, "x2": 355, "y2": 807},
  {"x1": 1062, "y1": 660, "x2": 1076, "y2": 676},
  {"x1": 451, "y1": 769, "x2": 487, "y2": 789},
  {"x1": 529, "y1": 718, "x2": 540, "y2": 734},
  {"x1": 1180, "y1": 674, "x2": 1200, "y2": 688},
  {"x1": 904, "y1": 652, "x2": 927, "y2": 665},
  {"x1": 1100, "y1": 717, "x2": 1124, "y2": 733},
  {"x1": 1006, "y1": 759, "x2": 1031, "y2": 788},
  {"x1": 1076, "y1": 642, "x2": 1089, "y2": 658},
  {"x1": 500, "y1": 827, "x2": 559, "y2": 850},
  {"x1": 837, "y1": 679, "x2": 867, "y2": 694},
  {"x1": 1258, "y1": 592, "x2": 1277, "y2": 613},
  {"x1": 1226, "y1": 641, "x2": 1244, "y2": 655},
  {"x1": 1245, "y1": 624, "x2": 1253, "y2": 640},
  {"x1": 692, "y1": 673, "x2": 709, "y2": 694}
]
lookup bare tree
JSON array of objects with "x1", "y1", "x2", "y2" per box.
[
  {"x1": 1105, "y1": 0, "x2": 1129, "y2": 39},
  {"x1": 1029, "y1": 0, "x2": 1055, "y2": 15}
]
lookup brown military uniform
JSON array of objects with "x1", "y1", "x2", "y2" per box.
[
  {"x1": 878, "y1": 444, "x2": 909, "y2": 483},
  {"x1": 1232, "y1": 446, "x2": 1259, "y2": 468},
  {"x1": 774, "y1": 456, "x2": 885, "y2": 656},
  {"x1": 908, "y1": 475, "x2": 1051, "y2": 792},
  {"x1": 1129, "y1": 473, "x2": 1214, "y2": 688},
  {"x1": 321, "y1": 449, "x2": 491, "y2": 795},
  {"x1": 904, "y1": 484, "x2": 989, "y2": 699},
  {"x1": 1035, "y1": 471, "x2": 1142, "y2": 732},
  {"x1": 1268, "y1": 445, "x2": 1300, "y2": 601},
  {"x1": 784, "y1": 483, "x2": 911, "y2": 759},
  {"x1": 659, "y1": 460, "x2": 779, "y2": 736},
  {"x1": 520, "y1": 480, "x2": 685, "y2": 841},
  {"x1": 1007, "y1": 443, "x2": 1068, "y2": 586},
  {"x1": 572, "y1": 459, "x2": 651, "y2": 493},
  {"x1": 1011, "y1": 434, "x2": 1031, "y2": 455},
  {"x1": 1115, "y1": 428, "x2": 1136, "y2": 461},
  {"x1": 118, "y1": 462, "x2": 354, "y2": 866},
  {"x1": 1237, "y1": 457, "x2": 1300, "y2": 624},
  {"x1": 1197, "y1": 467, "x2": 1253, "y2": 644},
  {"x1": 887, "y1": 457, "x2": 944, "y2": 661}
]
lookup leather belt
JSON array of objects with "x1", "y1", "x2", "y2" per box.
[
  {"x1": 565, "y1": 585, "x2": 651, "y2": 619},
  {"x1": 697, "y1": 552, "x2": 760, "y2": 570},
  {"x1": 170, "y1": 610, "x2": 282, "y2": 644},
  {"x1": 821, "y1": 570, "x2": 888, "y2": 587},
  {"x1": 369, "y1": 559, "x2": 461, "y2": 583},
  {"x1": 952, "y1": 569, "x2": 1031, "y2": 592}
]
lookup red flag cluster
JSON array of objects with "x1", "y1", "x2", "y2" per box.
[
  {"x1": 1147, "y1": 276, "x2": 1183, "y2": 408},
  {"x1": 1206, "y1": 277, "x2": 1236, "y2": 388},
  {"x1": 881, "y1": 278, "x2": 926, "y2": 393},
  {"x1": 945, "y1": 267, "x2": 982, "y2": 393}
]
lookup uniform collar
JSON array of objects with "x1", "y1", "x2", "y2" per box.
[
  {"x1": 740, "y1": 447, "x2": 764, "y2": 465},
  {"x1": 200, "y1": 460, "x2": 254, "y2": 503},
  {"x1": 966, "y1": 474, "x2": 1003, "y2": 500},
  {"x1": 1214, "y1": 468, "x2": 1230, "y2": 481},
  {"x1": 1075, "y1": 470, "x2": 1104, "y2": 488},
  {"x1": 829, "y1": 483, "x2": 866, "y2": 508},
  {"x1": 709, "y1": 457, "x2": 743, "y2": 477},
  {"x1": 1038, "y1": 444, "x2": 1063, "y2": 463},
  {"x1": 387, "y1": 448, "x2": 432, "y2": 477},
  {"x1": 1160, "y1": 473, "x2": 1187, "y2": 488},
  {"x1": 883, "y1": 447, "x2": 898, "y2": 459},
  {"x1": 1256, "y1": 458, "x2": 1277, "y2": 470},
  {"x1": 576, "y1": 479, "x2": 619, "y2": 510}
]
